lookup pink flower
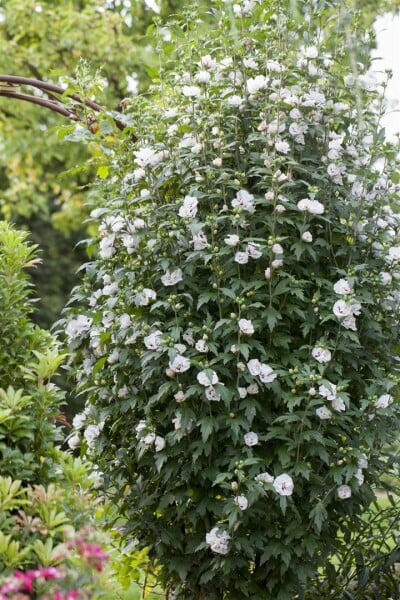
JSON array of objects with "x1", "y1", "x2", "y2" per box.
[
  {"x1": 38, "y1": 566, "x2": 62, "y2": 580},
  {"x1": 76, "y1": 541, "x2": 109, "y2": 572},
  {"x1": 14, "y1": 571, "x2": 35, "y2": 593},
  {"x1": 53, "y1": 591, "x2": 79, "y2": 600}
]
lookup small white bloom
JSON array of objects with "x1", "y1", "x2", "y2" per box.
[
  {"x1": 238, "y1": 387, "x2": 248, "y2": 398},
  {"x1": 227, "y1": 94, "x2": 244, "y2": 107},
  {"x1": 304, "y1": 45, "x2": 318, "y2": 59},
  {"x1": 358, "y1": 454, "x2": 368, "y2": 470},
  {"x1": 72, "y1": 413, "x2": 86, "y2": 429},
  {"x1": 375, "y1": 394, "x2": 393, "y2": 409},
  {"x1": 259, "y1": 363, "x2": 277, "y2": 383},
  {"x1": 316, "y1": 406, "x2": 332, "y2": 420},
  {"x1": 205, "y1": 385, "x2": 221, "y2": 401},
  {"x1": 337, "y1": 484, "x2": 352, "y2": 499},
  {"x1": 234, "y1": 495, "x2": 249, "y2": 510},
  {"x1": 66, "y1": 315, "x2": 93, "y2": 339},
  {"x1": 183, "y1": 330, "x2": 195, "y2": 345},
  {"x1": 247, "y1": 243, "x2": 262, "y2": 259},
  {"x1": 332, "y1": 396, "x2": 346, "y2": 412},
  {"x1": 234, "y1": 251, "x2": 249, "y2": 264},
  {"x1": 273, "y1": 473, "x2": 294, "y2": 496},
  {"x1": 302, "y1": 231, "x2": 313, "y2": 243},
  {"x1": 386, "y1": 246, "x2": 400, "y2": 265},
  {"x1": 108, "y1": 348, "x2": 119, "y2": 364},
  {"x1": 289, "y1": 122, "x2": 303, "y2": 137},
  {"x1": 192, "y1": 231, "x2": 209, "y2": 250},
  {"x1": 247, "y1": 75, "x2": 267, "y2": 94},
  {"x1": 239, "y1": 318, "x2": 254, "y2": 335},
  {"x1": 247, "y1": 383, "x2": 259, "y2": 395},
  {"x1": 319, "y1": 383, "x2": 337, "y2": 401},
  {"x1": 131, "y1": 167, "x2": 146, "y2": 183},
  {"x1": 135, "y1": 288, "x2": 157, "y2": 306},
  {"x1": 275, "y1": 140, "x2": 290, "y2": 154},
  {"x1": 264, "y1": 267, "x2": 272, "y2": 279},
  {"x1": 243, "y1": 57, "x2": 258, "y2": 69},
  {"x1": 134, "y1": 147, "x2": 164, "y2": 168},
  {"x1": 174, "y1": 390, "x2": 186, "y2": 403},
  {"x1": 197, "y1": 370, "x2": 219, "y2": 386},
  {"x1": 247, "y1": 359, "x2": 261, "y2": 376},
  {"x1": 333, "y1": 300, "x2": 352, "y2": 319},
  {"x1": 169, "y1": 355, "x2": 190, "y2": 373},
  {"x1": 182, "y1": 85, "x2": 201, "y2": 98},
  {"x1": 312, "y1": 347, "x2": 332, "y2": 363},
  {"x1": 225, "y1": 234, "x2": 240, "y2": 246},
  {"x1": 354, "y1": 469, "x2": 364, "y2": 485},
  {"x1": 272, "y1": 243, "x2": 283, "y2": 255},
  {"x1": 119, "y1": 313, "x2": 131, "y2": 329},
  {"x1": 143, "y1": 432, "x2": 156, "y2": 445},
  {"x1": 256, "y1": 472, "x2": 274, "y2": 484},
  {"x1": 195, "y1": 70, "x2": 211, "y2": 84},
  {"x1": 232, "y1": 189, "x2": 255, "y2": 213},
  {"x1": 302, "y1": 89, "x2": 326, "y2": 106},
  {"x1": 99, "y1": 235, "x2": 116, "y2": 258},
  {"x1": 244, "y1": 431, "x2": 258, "y2": 446},
  {"x1": 68, "y1": 433, "x2": 80, "y2": 450},
  {"x1": 144, "y1": 330, "x2": 163, "y2": 350},
  {"x1": 341, "y1": 315, "x2": 357, "y2": 331},
  {"x1": 192, "y1": 142, "x2": 203, "y2": 154},
  {"x1": 155, "y1": 436, "x2": 166, "y2": 452},
  {"x1": 212, "y1": 157, "x2": 222, "y2": 167},
  {"x1": 161, "y1": 269, "x2": 183, "y2": 286},
  {"x1": 333, "y1": 279, "x2": 353, "y2": 295},
  {"x1": 195, "y1": 339, "x2": 208, "y2": 353},
  {"x1": 135, "y1": 420, "x2": 147, "y2": 436},
  {"x1": 266, "y1": 60, "x2": 284, "y2": 72},
  {"x1": 200, "y1": 54, "x2": 217, "y2": 70},
  {"x1": 327, "y1": 163, "x2": 342, "y2": 179},
  {"x1": 271, "y1": 259, "x2": 283, "y2": 269},
  {"x1": 206, "y1": 527, "x2": 230, "y2": 555},
  {"x1": 297, "y1": 198, "x2": 325, "y2": 215},
  {"x1": 380, "y1": 272, "x2": 392, "y2": 285},
  {"x1": 179, "y1": 195, "x2": 198, "y2": 219},
  {"x1": 118, "y1": 385, "x2": 129, "y2": 398},
  {"x1": 84, "y1": 424, "x2": 100, "y2": 446}
]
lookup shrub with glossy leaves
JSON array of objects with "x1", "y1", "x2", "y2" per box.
[
  {"x1": 65, "y1": 1, "x2": 400, "y2": 598},
  {"x1": 0, "y1": 221, "x2": 66, "y2": 482}
]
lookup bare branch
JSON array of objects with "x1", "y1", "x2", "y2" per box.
[{"x1": 0, "y1": 89, "x2": 79, "y2": 120}]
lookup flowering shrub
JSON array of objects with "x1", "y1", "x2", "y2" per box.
[
  {"x1": 0, "y1": 462, "x2": 113, "y2": 599},
  {"x1": 65, "y1": 1, "x2": 400, "y2": 597},
  {"x1": 0, "y1": 536, "x2": 108, "y2": 600}
]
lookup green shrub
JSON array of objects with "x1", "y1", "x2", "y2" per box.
[
  {"x1": 0, "y1": 221, "x2": 66, "y2": 483},
  {"x1": 0, "y1": 221, "x2": 119, "y2": 599},
  {"x1": 64, "y1": 1, "x2": 400, "y2": 598}
]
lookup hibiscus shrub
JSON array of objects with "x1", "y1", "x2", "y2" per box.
[{"x1": 65, "y1": 1, "x2": 400, "y2": 598}]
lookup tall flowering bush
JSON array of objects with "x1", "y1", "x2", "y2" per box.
[{"x1": 65, "y1": 1, "x2": 400, "y2": 597}]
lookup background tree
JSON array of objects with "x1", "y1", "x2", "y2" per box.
[{"x1": 0, "y1": 0, "x2": 166, "y2": 328}]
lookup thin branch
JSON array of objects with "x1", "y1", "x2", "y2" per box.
[
  {"x1": 0, "y1": 74, "x2": 131, "y2": 134},
  {"x1": 0, "y1": 89, "x2": 79, "y2": 120},
  {"x1": 0, "y1": 74, "x2": 104, "y2": 112}
]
